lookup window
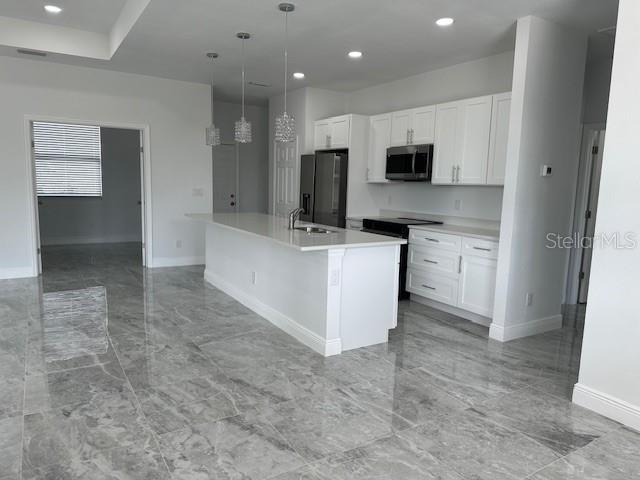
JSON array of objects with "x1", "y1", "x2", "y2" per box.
[{"x1": 33, "y1": 121, "x2": 103, "y2": 197}]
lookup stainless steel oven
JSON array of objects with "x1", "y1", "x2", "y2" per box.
[{"x1": 385, "y1": 144, "x2": 434, "y2": 181}]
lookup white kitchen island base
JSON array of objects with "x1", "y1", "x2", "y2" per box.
[{"x1": 191, "y1": 214, "x2": 404, "y2": 356}]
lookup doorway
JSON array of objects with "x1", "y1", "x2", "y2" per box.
[
  {"x1": 566, "y1": 126, "x2": 606, "y2": 305},
  {"x1": 213, "y1": 143, "x2": 239, "y2": 213},
  {"x1": 27, "y1": 118, "x2": 152, "y2": 274}
]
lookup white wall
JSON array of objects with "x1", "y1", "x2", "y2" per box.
[
  {"x1": 38, "y1": 127, "x2": 142, "y2": 246},
  {"x1": 490, "y1": 16, "x2": 587, "y2": 342},
  {"x1": 0, "y1": 55, "x2": 212, "y2": 277},
  {"x1": 573, "y1": 0, "x2": 640, "y2": 431},
  {"x1": 212, "y1": 101, "x2": 269, "y2": 213}
]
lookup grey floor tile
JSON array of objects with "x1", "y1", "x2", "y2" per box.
[
  {"x1": 0, "y1": 415, "x2": 23, "y2": 478},
  {"x1": 474, "y1": 386, "x2": 619, "y2": 455},
  {"x1": 158, "y1": 410, "x2": 305, "y2": 480},
  {"x1": 398, "y1": 409, "x2": 560, "y2": 480}
]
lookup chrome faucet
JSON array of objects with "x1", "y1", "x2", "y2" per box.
[{"x1": 288, "y1": 207, "x2": 305, "y2": 230}]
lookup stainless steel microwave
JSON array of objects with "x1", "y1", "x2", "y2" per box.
[{"x1": 385, "y1": 144, "x2": 434, "y2": 181}]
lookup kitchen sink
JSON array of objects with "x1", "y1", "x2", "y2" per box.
[{"x1": 294, "y1": 226, "x2": 336, "y2": 234}]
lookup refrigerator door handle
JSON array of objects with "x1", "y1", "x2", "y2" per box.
[
  {"x1": 302, "y1": 193, "x2": 310, "y2": 214},
  {"x1": 411, "y1": 151, "x2": 417, "y2": 175},
  {"x1": 331, "y1": 155, "x2": 339, "y2": 214}
]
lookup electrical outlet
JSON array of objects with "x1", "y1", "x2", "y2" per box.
[
  {"x1": 540, "y1": 165, "x2": 552, "y2": 177},
  {"x1": 192, "y1": 187, "x2": 204, "y2": 197},
  {"x1": 525, "y1": 293, "x2": 533, "y2": 306},
  {"x1": 454, "y1": 199, "x2": 462, "y2": 211},
  {"x1": 251, "y1": 271, "x2": 257, "y2": 285},
  {"x1": 176, "y1": 240, "x2": 182, "y2": 249}
]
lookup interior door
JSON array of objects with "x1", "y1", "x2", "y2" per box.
[
  {"x1": 411, "y1": 106, "x2": 436, "y2": 144},
  {"x1": 138, "y1": 130, "x2": 146, "y2": 266},
  {"x1": 213, "y1": 143, "x2": 238, "y2": 212},
  {"x1": 273, "y1": 138, "x2": 299, "y2": 217},
  {"x1": 432, "y1": 102, "x2": 459, "y2": 184},
  {"x1": 458, "y1": 96, "x2": 492, "y2": 184},
  {"x1": 390, "y1": 110, "x2": 412, "y2": 146},
  {"x1": 578, "y1": 130, "x2": 606, "y2": 303}
]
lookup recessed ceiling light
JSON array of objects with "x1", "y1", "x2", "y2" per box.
[
  {"x1": 44, "y1": 5, "x2": 62, "y2": 13},
  {"x1": 293, "y1": 72, "x2": 305, "y2": 79},
  {"x1": 436, "y1": 17, "x2": 454, "y2": 27},
  {"x1": 348, "y1": 51, "x2": 363, "y2": 59}
]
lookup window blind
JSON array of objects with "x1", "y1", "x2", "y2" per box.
[{"x1": 33, "y1": 121, "x2": 103, "y2": 197}]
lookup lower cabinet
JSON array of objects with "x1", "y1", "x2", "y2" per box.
[{"x1": 406, "y1": 228, "x2": 498, "y2": 318}]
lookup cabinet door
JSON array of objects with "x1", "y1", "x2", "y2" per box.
[
  {"x1": 457, "y1": 96, "x2": 492, "y2": 185},
  {"x1": 314, "y1": 121, "x2": 331, "y2": 150},
  {"x1": 330, "y1": 116, "x2": 350, "y2": 149},
  {"x1": 487, "y1": 93, "x2": 511, "y2": 185},
  {"x1": 432, "y1": 102, "x2": 460, "y2": 184},
  {"x1": 368, "y1": 114, "x2": 391, "y2": 182},
  {"x1": 411, "y1": 106, "x2": 436, "y2": 144},
  {"x1": 457, "y1": 255, "x2": 497, "y2": 317},
  {"x1": 390, "y1": 110, "x2": 412, "y2": 146}
]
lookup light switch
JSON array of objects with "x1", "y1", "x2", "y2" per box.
[{"x1": 540, "y1": 165, "x2": 552, "y2": 177}]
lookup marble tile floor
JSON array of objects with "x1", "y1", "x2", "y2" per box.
[{"x1": 0, "y1": 243, "x2": 638, "y2": 479}]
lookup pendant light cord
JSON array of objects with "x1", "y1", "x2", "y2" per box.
[
  {"x1": 241, "y1": 36, "x2": 246, "y2": 119},
  {"x1": 210, "y1": 58, "x2": 215, "y2": 124},
  {"x1": 283, "y1": 10, "x2": 288, "y2": 115}
]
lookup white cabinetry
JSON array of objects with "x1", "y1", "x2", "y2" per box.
[
  {"x1": 432, "y1": 95, "x2": 493, "y2": 185},
  {"x1": 314, "y1": 115, "x2": 351, "y2": 150},
  {"x1": 367, "y1": 113, "x2": 392, "y2": 183},
  {"x1": 406, "y1": 228, "x2": 498, "y2": 320},
  {"x1": 390, "y1": 106, "x2": 435, "y2": 146},
  {"x1": 487, "y1": 92, "x2": 511, "y2": 185}
]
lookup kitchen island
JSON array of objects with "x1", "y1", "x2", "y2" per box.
[{"x1": 187, "y1": 213, "x2": 405, "y2": 356}]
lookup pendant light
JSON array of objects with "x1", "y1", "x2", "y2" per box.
[
  {"x1": 274, "y1": 3, "x2": 296, "y2": 143},
  {"x1": 234, "y1": 32, "x2": 252, "y2": 143},
  {"x1": 205, "y1": 52, "x2": 221, "y2": 147}
]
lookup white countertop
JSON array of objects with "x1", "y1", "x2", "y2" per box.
[
  {"x1": 410, "y1": 223, "x2": 500, "y2": 241},
  {"x1": 187, "y1": 213, "x2": 406, "y2": 252}
]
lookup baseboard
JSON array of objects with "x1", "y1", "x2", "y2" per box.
[
  {"x1": 489, "y1": 314, "x2": 562, "y2": 342},
  {"x1": 152, "y1": 256, "x2": 205, "y2": 268},
  {"x1": 0, "y1": 266, "x2": 36, "y2": 280},
  {"x1": 204, "y1": 269, "x2": 342, "y2": 357},
  {"x1": 409, "y1": 294, "x2": 492, "y2": 327},
  {"x1": 573, "y1": 383, "x2": 640, "y2": 432},
  {"x1": 41, "y1": 234, "x2": 141, "y2": 246}
]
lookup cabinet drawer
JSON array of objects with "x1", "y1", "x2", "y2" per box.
[
  {"x1": 406, "y1": 268, "x2": 458, "y2": 306},
  {"x1": 462, "y1": 237, "x2": 499, "y2": 259},
  {"x1": 409, "y1": 229, "x2": 461, "y2": 251},
  {"x1": 408, "y1": 245, "x2": 460, "y2": 277}
]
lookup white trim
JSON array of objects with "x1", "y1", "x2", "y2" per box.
[
  {"x1": 204, "y1": 268, "x2": 342, "y2": 357},
  {"x1": 152, "y1": 256, "x2": 204, "y2": 268},
  {"x1": 410, "y1": 294, "x2": 492, "y2": 327},
  {"x1": 0, "y1": 267, "x2": 34, "y2": 280},
  {"x1": 23, "y1": 114, "x2": 153, "y2": 273},
  {"x1": 573, "y1": 383, "x2": 640, "y2": 432},
  {"x1": 489, "y1": 314, "x2": 562, "y2": 342}
]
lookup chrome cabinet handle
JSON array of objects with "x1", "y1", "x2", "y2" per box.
[
  {"x1": 411, "y1": 129, "x2": 415, "y2": 144},
  {"x1": 425, "y1": 237, "x2": 439, "y2": 243},
  {"x1": 473, "y1": 247, "x2": 491, "y2": 252},
  {"x1": 451, "y1": 166, "x2": 455, "y2": 183},
  {"x1": 456, "y1": 165, "x2": 460, "y2": 183},
  {"x1": 424, "y1": 259, "x2": 438, "y2": 264},
  {"x1": 458, "y1": 255, "x2": 462, "y2": 273},
  {"x1": 421, "y1": 284, "x2": 436, "y2": 290},
  {"x1": 406, "y1": 129, "x2": 410, "y2": 145}
]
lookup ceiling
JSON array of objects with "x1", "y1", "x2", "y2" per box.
[{"x1": 0, "y1": 0, "x2": 619, "y2": 103}]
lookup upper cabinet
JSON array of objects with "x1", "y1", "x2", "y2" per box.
[
  {"x1": 390, "y1": 106, "x2": 435, "y2": 146},
  {"x1": 487, "y1": 92, "x2": 511, "y2": 185},
  {"x1": 367, "y1": 113, "x2": 392, "y2": 183},
  {"x1": 432, "y1": 93, "x2": 509, "y2": 186},
  {"x1": 314, "y1": 115, "x2": 351, "y2": 150}
]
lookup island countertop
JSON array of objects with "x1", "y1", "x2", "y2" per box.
[{"x1": 186, "y1": 213, "x2": 406, "y2": 252}]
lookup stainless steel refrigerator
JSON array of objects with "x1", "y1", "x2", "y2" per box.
[{"x1": 299, "y1": 151, "x2": 348, "y2": 228}]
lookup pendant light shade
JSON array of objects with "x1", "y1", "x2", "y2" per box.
[
  {"x1": 205, "y1": 53, "x2": 221, "y2": 147},
  {"x1": 275, "y1": 3, "x2": 296, "y2": 143},
  {"x1": 235, "y1": 33, "x2": 252, "y2": 144}
]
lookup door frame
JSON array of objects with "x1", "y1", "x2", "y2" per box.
[
  {"x1": 565, "y1": 123, "x2": 606, "y2": 304},
  {"x1": 24, "y1": 115, "x2": 153, "y2": 274}
]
